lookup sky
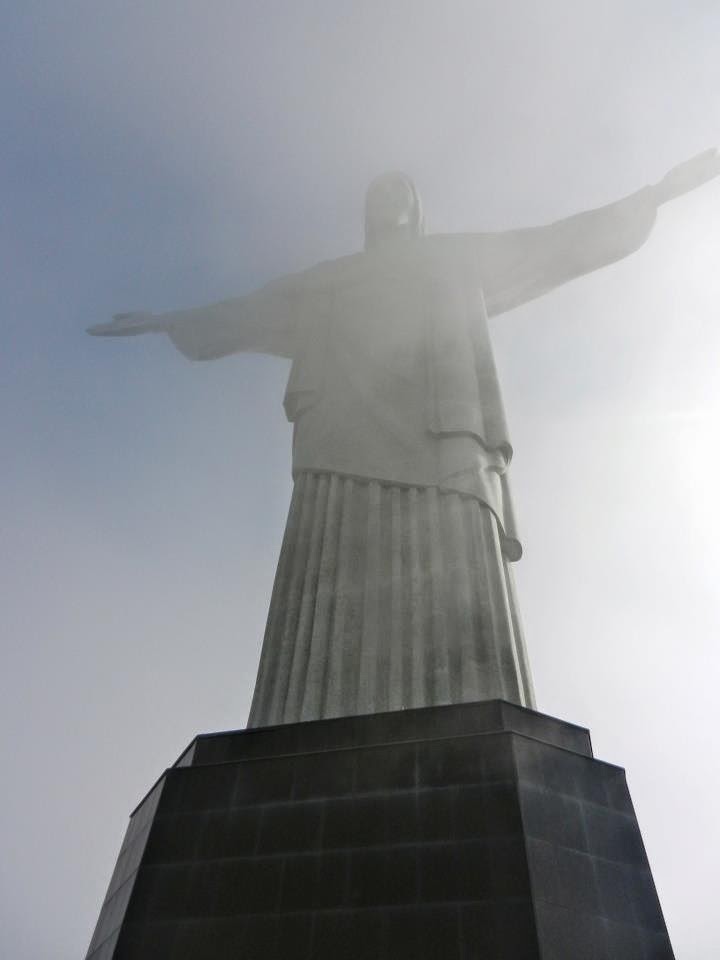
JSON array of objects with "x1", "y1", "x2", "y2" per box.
[{"x1": 1, "y1": 1, "x2": 719, "y2": 957}]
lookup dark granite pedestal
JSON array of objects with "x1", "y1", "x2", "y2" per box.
[{"x1": 85, "y1": 701, "x2": 674, "y2": 959}]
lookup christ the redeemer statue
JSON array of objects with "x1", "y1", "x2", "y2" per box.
[{"x1": 90, "y1": 150, "x2": 719, "y2": 727}]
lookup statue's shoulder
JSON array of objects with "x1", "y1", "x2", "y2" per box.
[
  {"x1": 291, "y1": 236, "x2": 502, "y2": 291},
  {"x1": 425, "y1": 232, "x2": 496, "y2": 255},
  {"x1": 306, "y1": 240, "x2": 444, "y2": 281},
  {"x1": 420, "y1": 234, "x2": 493, "y2": 277},
  {"x1": 294, "y1": 251, "x2": 367, "y2": 290},
  {"x1": 424, "y1": 232, "x2": 526, "y2": 276}
]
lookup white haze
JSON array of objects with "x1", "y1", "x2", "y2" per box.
[{"x1": 1, "y1": 2, "x2": 719, "y2": 957}]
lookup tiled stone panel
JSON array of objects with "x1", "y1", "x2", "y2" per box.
[
  {"x1": 85, "y1": 701, "x2": 673, "y2": 959},
  {"x1": 85, "y1": 779, "x2": 165, "y2": 959}
]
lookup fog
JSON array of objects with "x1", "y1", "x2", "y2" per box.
[{"x1": 2, "y1": 2, "x2": 719, "y2": 957}]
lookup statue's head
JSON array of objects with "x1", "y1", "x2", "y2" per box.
[{"x1": 364, "y1": 172, "x2": 425, "y2": 250}]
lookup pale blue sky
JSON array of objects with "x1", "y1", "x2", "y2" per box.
[{"x1": 2, "y1": 2, "x2": 720, "y2": 957}]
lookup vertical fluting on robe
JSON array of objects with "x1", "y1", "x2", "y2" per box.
[{"x1": 248, "y1": 472, "x2": 535, "y2": 728}]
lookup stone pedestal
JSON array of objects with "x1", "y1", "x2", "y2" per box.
[{"x1": 85, "y1": 701, "x2": 674, "y2": 959}]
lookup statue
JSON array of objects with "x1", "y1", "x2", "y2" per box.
[{"x1": 89, "y1": 150, "x2": 720, "y2": 727}]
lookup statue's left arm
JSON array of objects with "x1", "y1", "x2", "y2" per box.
[{"x1": 472, "y1": 149, "x2": 720, "y2": 317}]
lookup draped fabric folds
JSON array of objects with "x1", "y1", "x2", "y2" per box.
[{"x1": 248, "y1": 472, "x2": 535, "y2": 728}]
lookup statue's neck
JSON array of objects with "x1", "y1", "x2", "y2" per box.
[{"x1": 366, "y1": 225, "x2": 420, "y2": 252}]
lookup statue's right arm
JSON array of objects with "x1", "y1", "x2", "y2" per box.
[
  {"x1": 464, "y1": 187, "x2": 659, "y2": 317},
  {"x1": 89, "y1": 276, "x2": 299, "y2": 360},
  {"x1": 166, "y1": 277, "x2": 298, "y2": 360},
  {"x1": 463, "y1": 149, "x2": 719, "y2": 317}
]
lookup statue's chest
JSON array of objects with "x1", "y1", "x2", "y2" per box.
[{"x1": 324, "y1": 259, "x2": 453, "y2": 359}]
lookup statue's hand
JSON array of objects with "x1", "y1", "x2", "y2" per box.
[
  {"x1": 87, "y1": 312, "x2": 166, "y2": 337},
  {"x1": 654, "y1": 148, "x2": 720, "y2": 205}
]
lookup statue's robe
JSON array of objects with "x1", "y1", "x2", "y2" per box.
[{"x1": 168, "y1": 189, "x2": 656, "y2": 724}]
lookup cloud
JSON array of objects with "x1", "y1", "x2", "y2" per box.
[{"x1": 2, "y1": 2, "x2": 720, "y2": 957}]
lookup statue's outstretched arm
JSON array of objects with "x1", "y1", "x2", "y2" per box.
[
  {"x1": 652, "y1": 148, "x2": 720, "y2": 205},
  {"x1": 88, "y1": 275, "x2": 300, "y2": 360},
  {"x1": 474, "y1": 148, "x2": 719, "y2": 317}
]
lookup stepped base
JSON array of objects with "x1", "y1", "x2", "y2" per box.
[{"x1": 86, "y1": 700, "x2": 674, "y2": 959}]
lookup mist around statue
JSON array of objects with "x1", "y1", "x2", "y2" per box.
[{"x1": 3, "y1": 4, "x2": 720, "y2": 960}]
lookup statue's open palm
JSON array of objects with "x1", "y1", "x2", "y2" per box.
[
  {"x1": 654, "y1": 148, "x2": 720, "y2": 205},
  {"x1": 87, "y1": 311, "x2": 165, "y2": 337}
]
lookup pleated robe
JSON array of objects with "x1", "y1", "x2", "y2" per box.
[{"x1": 248, "y1": 472, "x2": 533, "y2": 726}]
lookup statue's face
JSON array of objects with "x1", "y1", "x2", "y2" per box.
[
  {"x1": 366, "y1": 174, "x2": 416, "y2": 228},
  {"x1": 364, "y1": 172, "x2": 423, "y2": 248}
]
